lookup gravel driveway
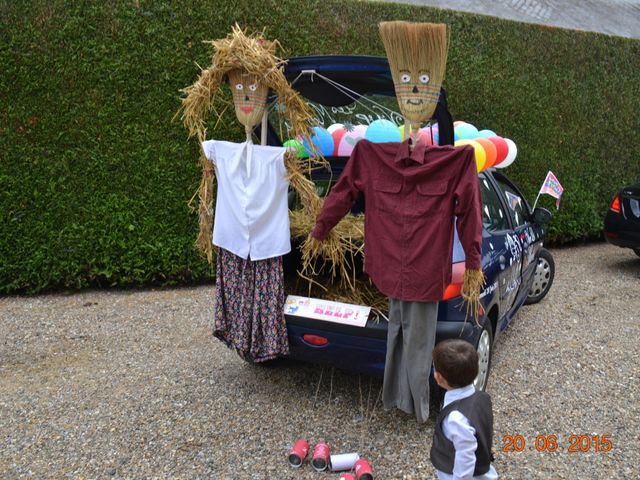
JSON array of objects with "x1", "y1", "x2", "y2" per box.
[{"x1": 1, "y1": 243, "x2": 639, "y2": 479}]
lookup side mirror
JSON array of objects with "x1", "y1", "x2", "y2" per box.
[{"x1": 532, "y1": 207, "x2": 552, "y2": 225}]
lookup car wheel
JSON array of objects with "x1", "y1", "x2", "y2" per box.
[
  {"x1": 525, "y1": 248, "x2": 555, "y2": 305},
  {"x1": 473, "y1": 321, "x2": 493, "y2": 392}
]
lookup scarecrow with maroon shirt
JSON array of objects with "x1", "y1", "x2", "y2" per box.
[
  {"x1": 305, "y1": 22, "x2": 484, "y2": 422},
  {"x1": 179, "y1": 25, "x2": 323, "y2": 363}
]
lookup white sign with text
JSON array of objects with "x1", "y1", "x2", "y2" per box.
[{"x1": 284, "y1": 295, "x2": 371, "y2": 328}]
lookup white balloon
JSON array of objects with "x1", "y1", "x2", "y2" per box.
[
  {"x1": 496, "y1": 138, "x2": 517, "y2": 168},
  {"x1": 327, "y1": 123, "x2": 344, "y2": 134}
]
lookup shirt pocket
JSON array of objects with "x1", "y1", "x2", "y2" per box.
[
  {"x1": 373, "y1": 179, "x2": 402, "y2": 214},
  {"x1": 413, "y1": 180, "x2": 449, "y2": 216}
]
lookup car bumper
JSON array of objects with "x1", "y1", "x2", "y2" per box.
[
  {"x1": 604, "y1": 211, "x2": 640, "y2": 250},
  {"x1": 286, "y1": 314, "x2": 481, "y2": 378}
]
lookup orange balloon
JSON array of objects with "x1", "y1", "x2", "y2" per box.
[{"x1": 474, "y1": 138, "x2": 497, "y2": 169}]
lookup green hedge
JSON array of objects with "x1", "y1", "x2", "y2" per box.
[{"x1": 2, "y1": 0, "x2": 639, "y2": 293}]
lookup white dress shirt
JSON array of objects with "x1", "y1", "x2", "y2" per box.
[
  {"x1": 436, "y1": 384, "x2": 499, "y2": 480},
  {"x1": 202, "y1": 139, "x2": 291, "y2": 261}
]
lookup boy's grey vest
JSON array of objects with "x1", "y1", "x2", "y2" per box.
[{"x1": 430, "y1": 390, "x2": 494, "y2": 475}]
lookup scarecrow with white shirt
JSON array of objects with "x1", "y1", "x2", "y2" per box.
[{"x1": 179, "y1": 25, "x2": 323, "y2": 363}]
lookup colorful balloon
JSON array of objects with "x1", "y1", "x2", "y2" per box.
[
  {"x1": 476, "y1": 129, "x2": 497, "y2": 138},
  {"x1": 474, "y1": 138, "x2": 497, "y2": 169},
  {"x1": 487, "y1": 136, "x2": 509, "y2": 166},
  {"x1": 418, "y1": 124, "x2": 440, "y2": 145},
  {"x1": 365, "y1": 119, "x2": 401, "y2": 143},
  {"x1": 418, "y1": 126, "x2": 434, "y2": 145},
  {"x1": 283, "y1": 139, "x2": 307, "y2": 158},
  {"x1": 398, "y1": 124, "x2": 419, "y2": 142},
  {"x1": 455, "y1": 122, "x2": 479, "y2": 140},
  {"x1": 303, "y1": 126, "x2": 334, "y2": 156},
  {"x1": 331, "y1": 127, "x2": 346, "y2": 156},
  {"x1": 337, "y1": 125, "x2": 367, "y2": 157},
  {"x1": 455, "y1": 139, "x2": 486, "y2": 172},
  {"x1": 327, "y1": 123, "x2": 343, "y2": 134},
  {"x1": 496, "y1": 138, "x2": 517, "y2": 168}
]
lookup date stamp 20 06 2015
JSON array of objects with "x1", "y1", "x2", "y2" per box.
[{"x1": 502, "y1": 434, "x2": 613, "y2": 454}]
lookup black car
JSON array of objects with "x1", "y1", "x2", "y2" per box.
[{"x1": 604, "y1": 184, "x2": 640, "y2": 256}]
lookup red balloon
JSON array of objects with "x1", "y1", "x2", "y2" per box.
[
  {"x1": 487, "y1": 136, "x2": 509, "y2": 166},
  {"x1": 331, "y1": 128, "x2": 346, "y2": 156},
  {"x1": 418, "y1": 127, "x2": 436, "y2": 146},
  {"x1": 474, "y1": 138, "x2": 498, "y2": 169}
]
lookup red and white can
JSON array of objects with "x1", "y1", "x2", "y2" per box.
[
  {"x1": 311, "y1": 442, "x2": 330, "y2": 471},
  {"x1": 340, "y1": 474, "x2": 356, "y2": 480},
  {"x1": 354, "y1": 458, "x2": 374, "y2": 480},
  {"x1": 288, "y1": 439, "x2": 309, "y2": 468}
]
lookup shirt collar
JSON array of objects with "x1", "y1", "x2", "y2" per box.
[
  {"x1": 442, "y1": 384, "x2": 477, "y2": 408},
  {"x1": 394, "y1": 139, "x2": 427, "y2": 165}
]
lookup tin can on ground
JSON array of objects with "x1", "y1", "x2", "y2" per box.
[
  {"x1": 311, "y1": 442, "x2": 330, "y2": 471},
  {"x1": 330, "y1": 452, "x2": 360, "y2": 472},
  {"x1": 354, "y1": 458, "x2": 374, "y2": 480},
  {"x1": 340, "y1": 474, "x2": 356, "y2": 480},
  {"x1": 288, "y1": 439, "x2": 309, "y2": 468}
]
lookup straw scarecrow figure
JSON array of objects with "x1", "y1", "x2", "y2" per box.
[
  {"x1": 304, "y1": 21, "x2": 484, "y2": 422},
  {"x1": 178, "y1": 25, "x2": 325, "y2": 363}
]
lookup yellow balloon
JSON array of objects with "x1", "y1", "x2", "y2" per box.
[
  {"x1": 455, "y1": 139, "x2": 486, "y2": 172},
  {"x1": 398, "y1": 124, "x2": 418, "y2": 142}
]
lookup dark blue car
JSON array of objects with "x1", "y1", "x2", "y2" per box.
[{"x1": 265, "y1": 56, "x2": 554, "y2": 393}]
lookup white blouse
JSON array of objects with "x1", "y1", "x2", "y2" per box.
[{"x1": 202, "y1": 140, "x2": 291, "y2": 261}]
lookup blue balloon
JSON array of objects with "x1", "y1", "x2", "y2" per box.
[
  {"x1": 477, "y1": 129, "x2": 497, "y2": 138},
  {"x1": 455, "y1": 123, "x2": 479, "y2": 140},
  {"x1": 303, "y1": 127, "x2": 334, "y2": 156},
  {"x1": 431, "y1": 124, "x2": 440, "y2": 144},
  {"x1": 365, "y1": 119, "x2": 402, "y2": 143}
]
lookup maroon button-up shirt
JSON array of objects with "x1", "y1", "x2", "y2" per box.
[{"x1": 311, "y1": 139, "x2": 482, "y2": 302}]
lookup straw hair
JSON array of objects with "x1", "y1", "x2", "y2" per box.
[
  {"x1": 177, "y1": 24, "x2": 323, "y2": 262},
  {"x1": 379, "y1": 21, "x2": 449, "y2": 124}
]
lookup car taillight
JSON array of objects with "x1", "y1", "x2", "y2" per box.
[
  {"x1": 303, "y1": 334, "x2": 329, "y2": 346},
  {"x1": 442, "y1": 262, "x2": 465, "y2": 300},
  {"x1": 610, "y1": 195, "x2": 621, "y2": 213},
  {"x1": 442, "y1": 283, "x2": 462, "y2": 300}
]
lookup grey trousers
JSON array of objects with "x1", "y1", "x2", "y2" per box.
[{"x1": 382, "y1": 298, "x2": 438, "y2": 423}]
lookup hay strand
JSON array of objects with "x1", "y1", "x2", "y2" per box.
[{"x1": 460, "y1": 268, "x2": 485, "y2": 325}]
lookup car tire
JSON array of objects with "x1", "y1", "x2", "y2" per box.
[
  {"x1": 525, "y1": 248, "x2": 555, "y2": 305},
  {"x1": 429, "y1": 320, "x2": 494, "y2": 417},
  {"x1": 473, "y1": 320, "x2": 493, "y2": 392}
]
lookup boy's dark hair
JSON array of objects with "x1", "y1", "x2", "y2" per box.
[{"x1": 432, "y1": 339, "x2": 479, "y2": 388}]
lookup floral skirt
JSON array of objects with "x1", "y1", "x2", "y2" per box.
[{"x1": 213, "y1": 248, "x2": 289, "y2": 363}]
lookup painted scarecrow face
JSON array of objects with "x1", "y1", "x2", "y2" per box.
[
  {"x1": 228, "y1": 69, "x2": 269, "y2": 128},
  {"x1": 394, "y1": 67, "x2": 440, "y2": 123},
  {"x1": 379, "y1": 21, "x2": 449, "y2": 126}
]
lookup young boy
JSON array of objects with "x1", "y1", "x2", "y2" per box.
[{"x1": 430, "y1": 339, "x2": 498, "y2": 479}]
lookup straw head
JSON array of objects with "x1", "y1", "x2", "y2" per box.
[{"x1": 379, "y1": 21, "x2": 449, "y2": 125}]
